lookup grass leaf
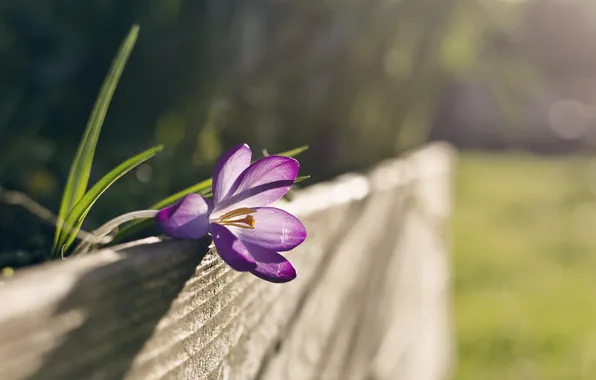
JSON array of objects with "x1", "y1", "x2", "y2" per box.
[
  {"x1": 151, "y1": 178, "x2": 212, "y2": 210},
  {"x1": 294, "y1": 175, "x2": 311, "y2": 183},
  {"x1": 273, "y1": 145, "x2": 309, "y2": 158},
  {"x1": 54, "y1": 144, "x2": 162, "y2": 257},
  {"x1": 53, "y1": 25, "x2": 140, "y2": 251}
]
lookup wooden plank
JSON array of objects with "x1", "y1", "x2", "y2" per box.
[
  {"x1": 258, "y1": 189, "x2": 407, "y2": 380},
  {"x1": 0, "y1": 143, "x2": 455, "y2": 380},
  {"x1": 0, "y1": 238, "x2": 207, "y2": 380},
  {"x1": 129, "y1": 173, "x2": 371, "y2": 380}
]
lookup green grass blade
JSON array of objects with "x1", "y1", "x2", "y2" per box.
[
  {"x1": 151, "y1": 179, "x2": 213, "y2": 210},
  {"x1": 273, "y1": 145, "x2": 308, "y2": 158},
  {"x1": 53, "y1": 25, "x2": 140, "y2": 251},
  {"x1": 55, "y1": 144, "x2": 163, "y2": 257},
  {"x1": 294, "y1": 175, "x2": 310, "y2": 183},
  {"x1": 108, "y1": 218, "x2": 154, "y2": 244}
]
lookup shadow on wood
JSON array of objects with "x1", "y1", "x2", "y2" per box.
[{"x1": 0, "y1": 239, "x2": 209, "y2": 380}]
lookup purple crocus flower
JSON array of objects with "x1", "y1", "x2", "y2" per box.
[{"x1": 155, "y1": 144, "x2": 307, "y2": 283}]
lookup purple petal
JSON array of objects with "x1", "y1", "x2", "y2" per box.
[
  {"x1": 226, "y1": 207, "x2": 306, "y2": 251},
  {"x1": 212, "y1": 144, "x2": 252, "y2": 206},
  {"x1": 244, "y1": 242, "x2": 297, "y2": 283},
  {"x1": 211, "y1": 223, "x2": 257, "y2": 271},
  {"x1": 155, "y1": 194, "x2": 211, "y2": 239},
  {"x1": 214, "y1": 156, "x2": 299, "y2": 216}
]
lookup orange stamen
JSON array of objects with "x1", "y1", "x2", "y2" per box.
[{"x1": 217, "y1": 208, "x2": 257, "y2": 229}]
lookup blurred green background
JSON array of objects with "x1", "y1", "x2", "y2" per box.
[
  {"x1": 2, "y1": 0, "x2": 596, "y2": 378},
  {"x1": 455, "y1": 153, "x2": 596, "y2": 379}
]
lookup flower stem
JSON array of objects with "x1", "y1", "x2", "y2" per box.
[{"x1": 72, "y1": 209, "x2": 158, "y2": 257}]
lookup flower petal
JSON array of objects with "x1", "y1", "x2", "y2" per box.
[
  {"x1": 244, "y1": 242, "x2": 297, "y2": 283},
  {"x1": 214, "y1": 156, "x2": 299, "y2": 216},
  {"x1": 155, "y1": 194, "x2": 211, "y2": 239},
  {"x1": 212, "y1": 144, "x2": 252, "y2": 206},
  {"x1": 226, "y1": 207, "x2": 306, "y2": 251},
  {"x1": 210, "y1": 223, "x2": 257, "y2": 271}
]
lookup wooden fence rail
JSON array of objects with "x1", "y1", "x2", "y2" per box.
[{"x1": 0, "y1": 143, "x2": 455, "y2": 380}]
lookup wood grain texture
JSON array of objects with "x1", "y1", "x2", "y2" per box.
[{"x1": 0, "y1": 143, "x2": 455, "y2": 380}]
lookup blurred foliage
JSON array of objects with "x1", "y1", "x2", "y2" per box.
[
  {"x1": 454, "y1": 153, "x2": 596, "y2": 379},
  {"x1": 0, "y1": 0, "x2": 576, "y2": 263}
]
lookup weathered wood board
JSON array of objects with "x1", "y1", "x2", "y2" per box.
[{"x1": 0, "y1": 143, "x2": 455, "y2": 380}]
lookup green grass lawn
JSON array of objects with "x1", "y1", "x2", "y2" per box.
[{"x1": 453, "y1": 153, "x2": 596, "y2": 380}]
